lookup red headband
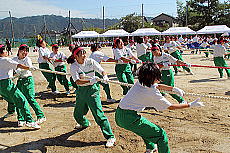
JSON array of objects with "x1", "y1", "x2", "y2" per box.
[
  {"x1": 73, "y1": 47, "x2": 84, "y2": 56},
  {"x1": 151, "y1": 46, "x2": 159, "y2": 51},
  {"x1": 19, "y1": 44, "x2": 28, "y2": 48},
  {"x1": 52, "y1": 44, "x2": 59, "y2": 48},
  {"x1": 0, "y1": 44, "x2": 5, "y2": 49}
]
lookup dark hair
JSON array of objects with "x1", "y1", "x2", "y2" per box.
[
  {"x1": 91, "y1": 43, "x2": 99, "y2": 52},
  {"x1": 17, "y1": 45, "x2": 29, "y2": 56},
  {"x1": 36, "y1": 39, "x2": 43, "y2": 47},
  {"x1": 112, "y1": 38, "x2": 121, "y2": 49},
  {"x1": 151, "y1": 44, "x2": 162, "y2": 52},
  {"x1": 67, "y1": 46, "x2": 86, "y2": 64},
  {"x1": 136, "y1": 37, "x2": 144, "y2": 44},
  {"x1": 0, "y1": 44, "x2": 5, "y2": 54},
  {"x1": 137, "y1": 62, "x2": 161, "y2": 87}
]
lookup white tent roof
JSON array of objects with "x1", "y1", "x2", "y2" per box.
[
  {"x1": 131, "y1": 28, "x2": 161, "y2": 36},
  {"x1": 100, "y1": 29, "x2": 130, "y2": 37},
  {"x1": 72, "y1": 31, "x2": 99, "y2": 38},
  {"x1": 162, "y1": 27, "x2": 196, "y2": 35},
  {"x1": 197, "y1": 25, "x2": 230, "y2": 34}
]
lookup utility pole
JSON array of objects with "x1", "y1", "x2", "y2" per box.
[
  {"x1": 102, "y1": 6, "x2": 105, "y2": 32},
  {"x1": 207, "y1": 0, "x2": 210, "y2": 25},
  {"x1": 141, "y1": 4, "x2": 144, "y2": 28},
  {"x1": 68, "y1": 10, "x2": 72, "y2": 44},
  {"x1": 9, "y1": 11, "x2": 15, "y2": 47},
  {"x1": 185, "y1": 1, "x2": 188, "y2": 26}
]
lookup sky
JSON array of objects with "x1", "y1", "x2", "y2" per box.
[{"x1": 0, "y1": 0, "x2": 227, "y2": 19}]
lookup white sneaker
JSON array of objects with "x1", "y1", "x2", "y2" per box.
[
  {"x1": 188, "y1": 72, "x2": 194, "y2": 75},
  {"x1": 3, "y1": 113, "x2": 15, "y2": 118},
  {"x1": 52, "y1": 90, "x2": 59, "y2": 95},
  {"x1": 66, "y1": 90, "x2": 71, "y2": 95},
  {"x1": 36, "y1": 117, "x2": 46, "y2": 125},
  {"x1": 26, "y1": 122, "x2": 41, "y2": 129},
  {"x1": 106, "y1": 98, "x2": 116, "y2": 103},
  {"x1": 106, "y1": 137, "x2": 116, "y2": 147},
  {"x1": 145, "y1": 148, "x2": 158, "y2": 153},
  {"x1": 75, "y1": 122, "x2": 91, "y2": 129},
  {"x1": 18, "y1": 121, "x2": 26, "y2": 127},
  {"x1": 180, "y1": 101, "x2": 188, "y2": 104}
]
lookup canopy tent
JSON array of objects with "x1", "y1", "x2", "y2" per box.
[
  {"x1": 131, "y1": 28, "x2": 161, "y2": 36},
  {"x1": 197, "y1": 25, "x2": 230, "y2": 34},
  {"x1": 162, "y1": 27, "x2": 196, "y2": 35},
  {"x1": 221, "y1": 32, "x2": 230, "y2": 36},
  {"x1": 100, "y1": 29, "x2": 130, "y2": 37},
  {"x1": 72, "y1": 31, "x2": 99, "y2": 38}
]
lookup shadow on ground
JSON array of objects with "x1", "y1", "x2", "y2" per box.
[{"x1": 0, "y1": 129, "x2": 105, "y2": 153}]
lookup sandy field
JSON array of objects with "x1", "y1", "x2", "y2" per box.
[{"x1": 0, "y1": 47, "x2": 230, "y2": 153}]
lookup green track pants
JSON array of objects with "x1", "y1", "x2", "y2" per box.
[
  {"x1": 115, "y1": 107, "x2": 170, "y2": 153},
  {"x1": 55, "y1": 65, "x2": 71, "y2": 91},
  {"x1": 74, "y1": 84, "x2": 114, "y2": 139},
  {"x1": 115, "y1": 64, "x2": 134, "y2": 95},
  {"x1": 95, "y1": 72, "x2": 112, "y2": 99},
  {"x1": 39, "y1": 63, "x2": 56, "y2": 92},
  {"x1": 171, "y1": 51, "x2": 191, "y2": 73},
  {"x1": 0, "y1": 79, "x2": 34, "y2": 122},
  {"x1": 214, "y1": 57, "x2": 230, "y2": 78},
  {"x1": 138, "y1": 52, "x2": 154, "y2": 62},
  {"x1": 161, "y1": 70, "x2": 184, "y2": 103}
]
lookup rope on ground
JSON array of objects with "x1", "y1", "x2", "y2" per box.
[{"x1": 35, "y1": 68, "x2": 230, "y2": 100}]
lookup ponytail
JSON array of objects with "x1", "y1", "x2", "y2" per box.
[{"x1": 67, "y1": 55, "x2": 75, "y2": 64}]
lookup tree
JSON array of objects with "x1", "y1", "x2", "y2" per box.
[{"x1": 176, "y1": 0, "x2": 230, "y2": 30}]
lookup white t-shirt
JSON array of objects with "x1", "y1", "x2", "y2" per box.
[
  {"x1": 212, "y1": 44, "x2": 226, "y2": 57},
  {"x1": 178, "y1": 37, "x2": 184, "y2": 43},
  {"x1": 136, "y1": 43, "x2": 148, "y2": 57},
  {"x1": 49, "y1": 52, "x2": 67, "y2": 67},
  {"x1": 145, "y1": 42, "x2": 152, "y2": 52},
  {"x1": 0, "y1": 57, "x2": 19, "y2": 80},
  {"x1": 163, "y1": 41, "x2": 179, "y2": 54},
  {"x1": 12, "y1": 56, "x2": 33, "y2": 78},
  {"x1": 70, "y1": 58, "x2": 104, "y2": 86},
  {"x1": 119, "y1": 81, "x2": 172, "y2": 112},
  {"x1": 200, "y1": 42, "x2": 209, "y2": 48},
  {"x1": 193, "y1": 36, "x2": 199, "y2": 42},
  {"x1": 37, "y1": 47, "x2": 51, "y2": 63},
  {"x1": 153, "y1": 52, "x2": 177, "y2": 70},
  {"x1": 89, "y1": 51, "x2": 110, "y2": 63},
  {"x1": 113, "y1": 47, "x2": 133, "y2": 64}
]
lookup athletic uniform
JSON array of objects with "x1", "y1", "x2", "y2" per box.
[
  {"x1": 164, "y1": 41, "x2": 191, "y2": 74},
  {"x1": 113, "y1": 47, "x2": 134, "y2": 95},
  {"x1": 200, "y1": 42, "x2": 210, "y2": 57},
  {"x1": 9, "y1": 56, "x2": 45, "y2": 121},
  {"x1": 38, "y1": 47, "x2": 56, "y2": 92},
  {"x1": 0, "y1": 57, "x2": 35, "y2": 123},
  {"x1": 136, "y1": 43, "x2": 153, "y2": 62},
  {"x1": 49, "y1": 52, "x2": 71, "y2": 92},
  {"x1": 153, "y1": 52, "x2": 185, "y2": 103},
  {"x1": 212, "y1": 44, "x2": 230, "y2": 78},
  {"x1": 89, "y1": 50, "x2": 113, "y2": 100},
  {"x1": 115, "y1": 81, "x2": 171, "y2": 153},
  {"x1": 70, "y1": 58, "x2": 115, "y2": 140}
]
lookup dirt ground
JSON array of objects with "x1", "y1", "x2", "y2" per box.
[{"x1": 0, "y1": 47, "x2": 230, "y2": 153}]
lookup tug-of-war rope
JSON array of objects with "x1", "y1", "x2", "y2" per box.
[{"x1": 34, "y1": 68, "x2": 230, "y2": 100}]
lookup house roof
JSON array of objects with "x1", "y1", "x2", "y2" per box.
[{"x1": 152, "y1": 13, "x2": 175, "y2": 21}]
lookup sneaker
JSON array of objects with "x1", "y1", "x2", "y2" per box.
[
  {"x1": 18, "y1": 121, "x2": 26, "y2": 127},
  {"x1": 145, "y1": 145, "x2": 158, "y2": 153},
  {"x1": 3, "y1": 113, "x2": 15, "y2": 118},
  {"x1": 180, "y1": 101, "x2": 188, "y2": 104},
  {"x1": 75, "y1": 122, "x2": 91, "y2": 129},
  {"x1": 36, "y1": 117, "x2": 46, "y2": 125},
  {"x1": 174, "y1": 72, "x2": 178, "y2": 76},
  {"x1": 66, "y1": 90, "x2": 71, "y2": 95},
  {"x1": 106, "y1": 98, "x2": 116, "y2": 103},
  {"x1": 106, "y1": 137, "x2": 116, "y2": 147},
  {"x1": 26, "y1": 122, "x2": 41, "y2": 129},
  {"x1": 188, "y1": 72, "x2": 194, "y2": 75},
  {"x1": 52, "y1": 90, "x2": 59, "y2": 95}
]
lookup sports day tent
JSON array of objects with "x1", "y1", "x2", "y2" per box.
[
  {"x1": 100, "y1": 29, "x2": 130, "y2": 37},
  {"x1": 197, "y1": 25, "x2": 230, "y2": 34},
  {"x1": 162, "y1": 27, "x2": 196, "y2": 35},
  {"x1": 72, "y1": 31, "x2": 99, "y2": 38},
  {"x1": 131, "y1": 28, "x2": 161, "y2": 36}
]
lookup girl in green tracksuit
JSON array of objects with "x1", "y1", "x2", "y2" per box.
[
  {"x1": 151, "y1": 45, "x2": 189, "y2": 104},
  {"x1": 113, "y1": 38, "x2": 140, "y2": 95},
  {"x1": 0, "y1": 44, "x2": 40, "y2": 129},
  {"x1": 67, "y1": 46, "x2": 116, "y2": 148},
  {"x1": 115, "y1": 62, "x2": 204, "y2": 153}
]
